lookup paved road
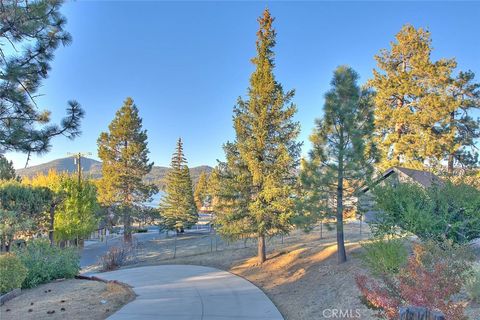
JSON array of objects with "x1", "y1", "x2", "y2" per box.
[
  {"x1": 98, "y1": 265, "x2": 284, "y2": 320},
  {"x1": 80, "y1": 229, "x2": 162, "y2": 268}
]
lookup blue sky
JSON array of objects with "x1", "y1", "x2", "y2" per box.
[{"x1": 5, "y1": 1, "x2": 480, "y2": 169}]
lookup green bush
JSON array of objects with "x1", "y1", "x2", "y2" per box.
[
  {"x1": 466, "y1": 263, "x2": 480, "y2": 302},
  {"x1": 360, "y1": 239, "x2": 408, "y2": 276},
  {"x1": 13, "y1": 239, "x2": 80, "y2": 288},
  {"x1": 371, "y1": 182, "x2": 480, "y2": 244},
  {"x1": 0, "y1": 253, "x2": 27, "y2": 294}
]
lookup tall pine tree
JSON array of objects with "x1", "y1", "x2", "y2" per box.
[
  {"x1": 302, "y1": 66, "x2": 376, "y2": 263},
  {"x1": 97, "y1": 97, "x2": 156, "y2": 243},
  {"x1": 160, "y1": 138, "x2": 198, "y2": 232},
  {"x1": 215, "y1": 9, "x2": 301, "y2": 263},
  {"x1": 370, "y1": 25, "x2": 456, "y2": 170}
]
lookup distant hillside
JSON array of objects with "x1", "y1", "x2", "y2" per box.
[{"x1": 16, "y1": 157, "x2": 213, "y2": 188}]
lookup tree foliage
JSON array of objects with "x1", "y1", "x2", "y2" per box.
[
  {"x1": 212, "y1": 142, "x2": 256, "y2": 242},
  {"x1": 301, "y1": 66, "x2": 376, "y2": 263},
  {"x1": 0, "y1": 0, "x2": 84, "y2": 155},
  {"x1": 160, "y1": 138, "x2": 198, "y2": 232},
  {"x1": 53, "y1": 177, "x2": 98, "y2": 241},
  {"x1": 194, "y1": 171, "x2": 210, "y2": 211},
  {"x1": 23, "y1": 170, "x2": 99, "y2": 242},
  {"x1": 214, "y1": 9, "x2": 301, "y2": 263},
  {"x1": 97, "y1": 97, "x2": 156, "y2": 242},
  {"x1": 0, "y1": 180, "x2": 51, "y2": 250},
  {"x1": 371, "y1": 182, "x2": 480, "y2": 244},
  {"x1": 0, "y1": 154, "x2": 18, "y2": 180},
  {"x1": 444, "y1": 70, "x2": 480, "y2": 172},
  {"x1": 370, "y1": 24, "x2": 480, "y2": 172}
]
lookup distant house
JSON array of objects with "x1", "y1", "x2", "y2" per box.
[{"x1": 358, "y1": 167, "x2": 443, "y2": 222}]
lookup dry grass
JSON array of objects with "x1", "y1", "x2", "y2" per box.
[{"x1": 0, "y1": 279, "x2": 135, "y2": 320}]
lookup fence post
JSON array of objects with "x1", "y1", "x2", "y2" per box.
[
  {"x1": 210, "y1": 233, "x2": 213, "y2": 252},
  {"x1": 173, "y1": 232, "x2": 177, "y2": 259},
  {"x1": 399, "y1": 306, "x2": 445, "y2": 320}
]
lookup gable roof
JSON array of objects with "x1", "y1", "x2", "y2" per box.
[
  {"x1": 361, "y1": 166, "x2": 443, "y2": 193},
  {"x1": 393, "y1": 167, "x2": 443, "y2": 188}
]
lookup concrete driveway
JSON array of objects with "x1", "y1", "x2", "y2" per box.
[{"x1": 99, "y1": 265, "x2": 284, "y2": 320}]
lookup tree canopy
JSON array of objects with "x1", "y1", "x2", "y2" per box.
[
  {"x1": 0, "y1": 0, "x2": 84, "y2": 156},
  {"x1": 370, "y1": 24, "x2": 479, "y2": 172}
]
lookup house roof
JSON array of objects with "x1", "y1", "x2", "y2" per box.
[
  {"x1": 361, "y1": 166, "x2": 443, "y2": 193},
  {"x1": 393, "y1": 167, "x2": 443, "y2": 188}
]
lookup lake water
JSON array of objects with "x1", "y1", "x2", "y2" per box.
[{"x1": 146, "y1": 191, "x2": 165, "y2": 208}]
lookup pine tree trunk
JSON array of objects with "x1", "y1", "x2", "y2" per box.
[
  {"x1": 258, "y1": 234, "x2": 266, "y2": 263},
  {"x1": 447, "y1": 111, "x2": 455, "y2": 175},
  {"x1": 336, "y1": 154, "x2": 347, "y2": 264},
  {"x1": 124, "y1": 212, "x2": 132, "y2": 243},
  {"x1": 49, "y1": 203, "x2": 55, "y2": 246}
]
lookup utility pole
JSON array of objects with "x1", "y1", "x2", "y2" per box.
[{"x1": 67, "y1": 152, "x2": 92, "y2": 185}]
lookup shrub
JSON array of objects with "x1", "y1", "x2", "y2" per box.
[
  {"x1": 100, "y1": 245, "x2": 135, "y2": 271},
  {"x1": 360, "y1": 239, "x2": 408, "y2": 277},
  {"x1": 13, "y1": 239, "x2": 80, "y2": 288},
  {"x1": 356, "y1": 241, "x2": 474, "y2": 320},
  {"x1": 0, "y1": 253, "x2": 27, "y2": 294},
  {"x1": 466, "y1": 263, "x2": 480, "y2": 303},
  {"x1": 371, "y1": 182, "x2": 480, "y2": 244}
]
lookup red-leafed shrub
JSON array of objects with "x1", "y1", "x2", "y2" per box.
[{"x1": 356, "y1": 241, "x2": 474, "y2": 320}]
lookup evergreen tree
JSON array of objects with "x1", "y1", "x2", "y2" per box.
[
  {"x1": 160, "y1": 138, "x2": 198, "y2": 232},
  {"x1": 0, "y1": 180, "x2": 51, "y2": 251},
  {"x1": 216, "y1": 9, "x2": 301, "y2": 263},
  {"x1": 97, "y1": 97, "x2": 156, "y2": 243},
  {"x1": 370, "y1": 25, "x2": 456, "y2": 170},
  {"x1": 0, "y1": 0, "x2": 84, "y2": 156},
  {"x1": 194, "y1": 171, "x2": 210, "y2": 210},
  {"x1": 444, "y1": 71, "x2": 480, "y2": 173},
  {"x1": 213, "y1": 142, "x2": 255, "y2": 242},
  {"x1": 0, "y1": 155, "x2": 17, "y2": 181},
  {"x1": 302, "y1": 66, "x2": 376, "y2": 263}
]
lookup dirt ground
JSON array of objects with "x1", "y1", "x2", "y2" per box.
[
  {"x1": 128, "y1": 221, "x2": 479, "y2": 320},
  {"x1": 0, "y1": 279, "x2": 135, "y2": 320}
]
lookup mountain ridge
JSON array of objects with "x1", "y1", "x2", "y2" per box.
[{"x1": 16, "y1": 157, "x2": 213, "y2": 188}]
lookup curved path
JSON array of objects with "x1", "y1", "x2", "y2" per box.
[{"x1": 99, "y1": 265, "x2": 284, "y2": 320}]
